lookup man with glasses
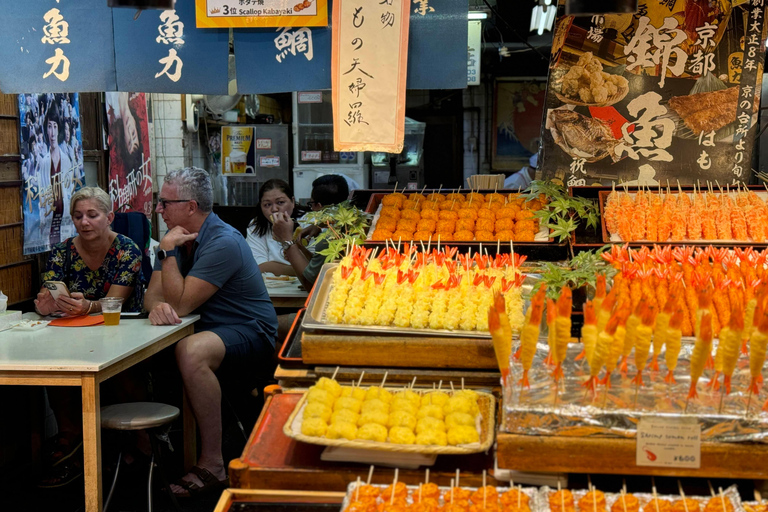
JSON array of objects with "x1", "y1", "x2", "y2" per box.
[{"x1": 144, "y1": 167, "x2": 277, "y2": 498}]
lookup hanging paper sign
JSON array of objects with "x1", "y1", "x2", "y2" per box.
[
  {"x1": 106, "y1": 92, "x2": 153, "y2": 218},
  {"x1": 195, "y1": 0, "x2": 328, "y2": 28},
  {"x1": 539, "y1": 1, "x2": 768, "y2": 187},
  {"x1": 20, "y1": 93, "x2": 85, "y2": 255},
  {"x1": 468, "y1": 20, "x2": 482, "y2": 86},
  {"x1": 331, "y1": 0, "x2": 410, "y2": 152},
  {"x1": 0, "y1": 0, "x2": 116, "y2": 93},
  {"x1": 113, "y1": 0, "x2": 229, "y2": 94}
]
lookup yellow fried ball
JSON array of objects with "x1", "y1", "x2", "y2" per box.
[
  {"x1": 307, "y1": 387, "x2": 335, "y2": 408},
  {"x1": 303, "y1": 402, "x2": 332, "y2": 423},
  {"x1": 389, "y1": 426, "x2": 416, "y2": 444},
  {"x1": 390, "y1": 398, "x2": 418, "y2": 416},
  {"x1": 301, "y1": 417, "x2": 328, "y2": 437},
  {"x1": 316, "y1": 377, "x2": 342, "y2": 398},
  {"x1": 444, "y1": 396, "x2": 477, "y2": 416},
  {"x1": 445, "y1": 412, "x2": 476, "y2": 428},
  {"x1": 361, "y1": 398, "x2": 390, "y2": 415},
  {"x1": 415, "y1": 429, "x2": 448, "y2": 446},
  {"x1": 447, "y1": 425, "x2": 480, "y2": 445},
  {"x1": 340, "y1": 386, "x2": 366, "y2": 401},
  {"x1": 387, "y1": 410, "x2": 417, "y2": 430},
  {"x1": 423, "y1": 391, "x2": 449, "y2": 407},
  {"x1": 356, "y1": 423, "x2": 388, "y2": 442},
  {"x1": 357, "y1": 410, "x2": 389, "y2": 427},
  {"x1": 393, "y1": 389, "x2": 422, "y2": 407},
  {"x1": 333, "y1": 397, "x2": 363, "y2": 413},
  {"x1": 453, "y1": 389, "x2": 479, "y2": 402},
  {"x1": 365, "y1": 387, "x2": 393, "y2": 403},
  {"x1": 417, "y1": 404, "x2": 444, "y2": 420},
  {"x1": 416, "y1": 416, "x2": 446, "y2": 434},
  {"x1": 331, "y1": 409, "x2": 360, "y2": 425},
  {"x1": 326, "y1": 421, "x2": 358, "y2": 440}
]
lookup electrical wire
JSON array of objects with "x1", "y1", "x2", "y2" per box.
[{"x1": 482, "y1": 0, "x2": 550, "y2": 62}]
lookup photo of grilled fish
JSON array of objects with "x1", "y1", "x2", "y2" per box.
[{"x1": 546, "y1": 109, "x2": 620, "y2": 163}]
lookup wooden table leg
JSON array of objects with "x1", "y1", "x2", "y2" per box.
[
  {"x1": 183, "y1": 387, "x2": 197, "y2": 471},
  {"x1": 82, "y1": 374, "x2": 102, "y2": 512}
]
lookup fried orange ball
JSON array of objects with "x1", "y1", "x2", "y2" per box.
[
  {"x1": 435, "y1": 232, "x2": 454, "y2": 241},
  {"x1": 457, "y1": 208, "x2": 478, "y2": 220},
  {"x1": 426, "y1": 193, "x2": 445, "y2": 202},
  {"x1": 475, "y1": 230, "x2": 495, "y2": 241},
  {"x1": 402, "y1": 199, "x2": 420, "y2": 210},
  {"x1": 414, "y1": 230, "x2": 433, "y2": 241},
  {"x1": 371, "y1": 229, "x2": 394, "y2": 241},
  {"x1": 381, "y1": 195, "x2": 404, "y2": 208},
  {"x1": 476, "y1": 218, "x2": 494, "y2": 233},
  {"x1": 439, "y1": 201, "x2": 459, "y2": 211},
  {"x1": 456, "y1": 219, "x2": 475, "y2": 232},
  {"x1": 344, "y1": 499, "x2": 376, "y2": 512},
  {"x1": 454, "y1": 230, "x2": 474, "y2": 241},
  {"x1": 550, "y1": 490, "x2": 575, "y2": 511},
  {"x1": 501, "y1": 489, "x2": 531, "y2": 508},
  {"x1": 379, "y1": 206, "x2": 401, "y2": 220},
  {"x1": 391, "y1": 230, "x2": 413, "y2": 241},
  {"x1": 578, "y1": 490, "x2": 606, "y2": 512},
  {"x1": 381, "y1": 481, "x2": 409, "y2": 501},
  {"x1": 444, "y1": 193, "x2": 465, "y2": 203},
  {"x1": 643, "y1": 499, "x2": 673, "y2": 512},
  {"x1": 703, "y1": 497, "x2": 733, "y2": 512},
  {"x1": 495, "y1": 218, "x2": 514, "y2": 232},
  {"x1": 436, "y1": 220, "x2": 456, "y2": 233},
  {"x1": 515, "y1": 230, "x2": 536, "y2": 242},
  {"x1": 442, "y1": 504, "x2": 469, "y2": 512},
  {"x1": 397, "y1": 219, "x2": 417, "y2": 232},
  {"x1": 412, "y1": 500, "x2": 440, "y2": 512},
  {"x1": 495, "y1": 230, "x2": 515, "y2": 241},
  {"x1": 438, "y1": 210, "x2": 459, "y2": 221},
  {"x1": 672, "y1": 499, "x2": 700, "y2": 512},
  {"x1": 461, "y1": 201, "x2": 480, "y2": 211},
  {"x1": 466, "y1": 192, "x2": 485, "y2": 203},
  {"x1": 421, "y1": 483, "x2": 441, "y2": 500},
  {"x1": 376, "y1": 218, "x2": 397, "y2": 232},
  {"x1": 377, "y1": 498, "x2": 408, "y2": 512},
  {"x1": 611, "y1": 494, "x2": 640, "y2": 512},
  {"x1": 477, "y1": 208, "x2": 496, "y2": 221},
  {"x1": 469, "y1": 504, "x2": 500, "y2": 512},
  {"x1": 526, "y1": 199, "x2": 543, "y2": 210},
  {"x1": 409, "y1": 193, "x2": 426, "y2": 202},
  {"x1": 495, "y1": 208, "x2": 516, "y2": 220},
  {"x1": 486, "y1": 192, "x2": 507, "y2": 204},
  {"x1": 421, "y1": 209, "x2": 439, "y2": 220},
  {"x1": 444, "y1": 487, "x2": 472, "y2": 504},
  {"x1": 515, "y1": 209, "x2": 535, "y2": 222},
  {"x1": 352, "y1": 483, "x2": 381, "y2": 500},
  {"x1": 502, "y1": 505, "x2": 531, "y2": 512},
  {"x1": 514, "y1": 220, "x2": 536, "y2": 233},
  {"x1": 417, "y1": 219, "x2": 437, "y2": 232},
  {"x1": 421, "y1": 201, "x2": 439, "y2": 211},
  {"x1": 470, "y1": 486, "x2": 499, "y2": 505},
  {"x1": 401, "y1": 209, "x2": 421, "y2": 221}
]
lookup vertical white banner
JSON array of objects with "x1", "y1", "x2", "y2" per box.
[{"x1": 468, "y1": 20, "x2": 482, "y2": 86}]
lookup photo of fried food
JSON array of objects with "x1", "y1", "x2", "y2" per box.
[
  {"x1": 557, "y1": 52, "x2": 629, "y2": 106},
  {"x1": 668, "y1": 86, "x2": 759, "y2": 135},
  {"x1": 546, "y1": 109, "x2": 620, "y2": 163}
]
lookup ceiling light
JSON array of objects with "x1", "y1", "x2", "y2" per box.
[
  {"x1": 530, "y1": 5, "x2": 556, "y2": 35},
  {"x1": 468, "y1": 11, "x2": 489, "y2": 20}
]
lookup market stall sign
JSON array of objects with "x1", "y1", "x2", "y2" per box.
[
  {"x1": 113, "y1": 0, "x2": 229, "y2": 94},
  {"x1": 539, "y1": 0, "x2": 768, "y2": 186},
  {"x1": 636, "y1": 417, "x2": 701, "y2": 469},
  {"x1": 233, "y1": 0, "x2": 466, "y2": 94},
  {"x1": 331, "y1": 0, "x2": 410, "y2": 152},
  {"x1": 0, "y1": 0, "x2": 116, "y2": 93},
  {"x1": 195, "y1": 0, "x2": 328, "y2": 28}
]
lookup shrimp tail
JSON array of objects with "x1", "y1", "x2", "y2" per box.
[
  {"x1": 650, "y1": 354, "x2": 660, "y2": 372},
  {"x1": 581, "y1": 376, "x2": 598, "y2": 396},
  {"x1": 519, "y1": 370, "x2": 530, "y2": 389},
  {"x1": 687, "y1": 382, "x2": 699, "y2": 400},
  {"x1": 723, "y1": 375, "x2": 732, "y2": 395},
  {"x1": 619, "y1": 355, "x2": 629, "y2": 375},
  {"x1": 748, "y1": 377, "x2": 760, "y2": 395},
  {"x1": 599, "y1": 372, "x2": 612, "y2": 388},
  {"x1": 708, "y1": 371, "x2": 721, "y2": 391},
  {"x1": 552, "y1": 363, "x2": 564, "y2": 382},
  {"x1": 664, "y1": 371, "x2": 676, "y2": 384},
  {"x1": 705, "y1": 353, "x2": 714, "y2": 370},
  {"x1": 575, "y1": 349, "x2": 586, "y2": 361},
  {"x1": 632, "y1": 372, "x2": 644, "y2": 387},
  {"x1": 513, "y1": 347, "x2": 521, "y2": 360}
]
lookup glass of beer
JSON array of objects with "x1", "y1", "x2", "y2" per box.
[{"x1": 99, "y1": 297, "x2": 124, "y2": 326}]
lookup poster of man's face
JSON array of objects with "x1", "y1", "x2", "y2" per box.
[
  {"x1": 19, "y1": 93, "x2": 85, "y2": 255},
  {"x1": 106, "y1": 92, "x2": 152, "y2": 217}
]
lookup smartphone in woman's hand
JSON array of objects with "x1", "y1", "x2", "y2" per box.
[{"x1": 44, "y1": 281, "x2": 70, "y2": 301}]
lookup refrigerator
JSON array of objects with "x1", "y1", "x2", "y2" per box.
[{"x1": 291, "y1": 91, "x2": 368, "y2": 203}]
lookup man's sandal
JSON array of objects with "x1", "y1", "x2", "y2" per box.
[
  {"x1": 38, "y1": 459, "x2": 83, "y2": 489},
  {"x1": 47, "y1": 433, "x2": 83, "y2": 468},
  {"x1": 171, "y1": 466, "x2": 229, "y2": 498}
]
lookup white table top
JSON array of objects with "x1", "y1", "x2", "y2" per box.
[
  {"x1": 265, "y1": 279, "x2": 308, "y2": 299},
  {"x1": 0, "y1": 315, "x2": 199, "y2": 372}
]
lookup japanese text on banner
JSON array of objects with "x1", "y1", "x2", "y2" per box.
[{"x1": 332, "y1": 0, "x2": 410, "y2": 152}]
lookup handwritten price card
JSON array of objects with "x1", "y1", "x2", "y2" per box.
[
  {"x1": 331, "y1": 0, "x2": 410, "y2": 152},
  {"x1": 636, "y1": 416, "x2": 701, "y2": 469}
]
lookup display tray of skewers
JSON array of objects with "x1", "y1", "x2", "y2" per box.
[
  {"x1": 497, "y1": 244, "x2": 768, "y2": 442},
  {"x1": 283, "y1": 375, "x2": 496, "y2": 454},
  {"x1": 339, "y1": 479, "x2": 540, "y2": 512},
  {"x1": 599, "y1": 185, "x2": 768, "y2": 244},
  {"x1": 365, "y1": 190, "x2": 551, "y2": 243},
  {"x1": 301, "y1": 245, "x2": 530, "y2": 339},
  {"x1": 744, "y1": 503, "x2": 768, "y2": 512}
]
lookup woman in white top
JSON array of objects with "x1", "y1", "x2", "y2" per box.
[{"x1": 247, "y1": 179, "x2": 304, "y2": 276}]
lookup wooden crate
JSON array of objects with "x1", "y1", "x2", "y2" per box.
[
  {"x1": 0, "y1": 262, "x2": 33, "y2": 305},
  {"x1": 214, "y1": 489, "x2": 345, "y2": 512},
  {"x1": 0, "y1": 225, "x2": 23, "y2": 267},
  {"x1": 496, "y1": 432, "x2": 768, "y2": 479}
]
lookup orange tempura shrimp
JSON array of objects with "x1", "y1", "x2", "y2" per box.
[
  {"x1": 748, "y1": 312, "x2": 768, "y2": 398},
  {"x1": 620, "y1": 299, "x2": 644, "y2": 375},
  {"x1": 618, "y1": 192, "x2": 635, "y2": 242},
  {"x1": 583, "y1": 313, "x2": 620, "y2": 396},
  {"x1": 603, "y1": 303, "x2": 630, "y2": 387},
  {"x1": 658, "y1": 192, "x2": 676, "y2": 242},
  {"x1": 605, "y1": 186, "x2": 620, "y2": 236},
  {"x1": 719, "y1": 297, "x2": 744, "y2": 395},
  {"x1": 552, "y1": 287, "x2": 573, "y2": 381},
  {"x1": 651, "y1": 291, "x2": 675, "y2": 372},
  {"x1": 631, "y1": 190, "x2": 648, "y2": 241},
  {"x1": 594, "y1": 274, "x2": 607, "y2": 317},
  {"x1": 578, "y1": 301, "x2": 598, "y2": 364},
  {"x1": 489, "y1": 295, "x2": 512, "y2": 383},
  {"x1": 716, "y1": 193, "x2": 733, "y2": 239},
  {"x1": 731, "y1": 206, "x2": 749, "y2": 241},
  {"x1": 663, "y1": 307, "x2": 684, "y2": 383},
  {"x1": 518, "y1": 291, "x2": 545, "y2": 388},
  {"x1": 670, "y1": 194, "x2": 688, "y2": 241},
  {"x1": 646, "y1": 192, "x2": 662, "y2": 242},
  {"x1": 597, "y1": 288, "x2": 617, "y2": 334},
  {"x1": 688, "y1": 312, "x2": 713, "y2": 399},
  {"x1": 687, "y1": 190, "x2": 703, "y2": 240},
  {"x1": 632, "y1": 303, "x2": 657, "y2": 387},
  {"x1": 544, "y1": 298, "x2": 557, "y2": 366}
]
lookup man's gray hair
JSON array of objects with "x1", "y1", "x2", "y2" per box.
[{"x1": 164, "y1": 167, "x2": 213, "y2": 213}]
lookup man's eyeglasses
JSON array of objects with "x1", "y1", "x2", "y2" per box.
[
  {"x1": 157, "y1": 198, "x2": 191, "y2": 209},
  {"x1": 307, "y1": 200, "x2": 318, "y2": 208}
]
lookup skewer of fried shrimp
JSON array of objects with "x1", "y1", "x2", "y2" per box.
[
  {"x1": 552, "y1": 287, "x2": 573, "y2": 382},
  {"x1": 518, "y1": 291, "x2": 546, "y2": 389}
]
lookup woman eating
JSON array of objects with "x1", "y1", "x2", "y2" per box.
[{"x1": 34, "y1": 186, "x2": 144, "y2": 317}]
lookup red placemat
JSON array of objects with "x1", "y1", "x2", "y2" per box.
[{"x1": 50, "y1": 315, "x2": 105, "y2": 327}]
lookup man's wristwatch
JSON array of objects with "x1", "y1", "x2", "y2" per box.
[
  {"x1": 156, "y1": 248, "x2": 178, "y2": 261},
  {"x1": 279, "y1": 240, "x2": 296, "y2": 254}
]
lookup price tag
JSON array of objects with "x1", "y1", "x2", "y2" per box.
[{"x1": 636, "y1": 417, "x2": 700, "y2": 469}]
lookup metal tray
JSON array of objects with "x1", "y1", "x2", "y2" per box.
[{"x1": 302, "y1": 263, "x2": 492, "y2": 339}]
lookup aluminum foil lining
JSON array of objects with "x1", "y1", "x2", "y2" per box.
[
  {"x1": 538, "y1": 485, "x2": 744, "y2": 512},
  {"x1": 340, "y1": 482, "x2": 541, "y2": 511},
  {"x1": 502, "y1": 339, "x2": 768, "y2": 443}
]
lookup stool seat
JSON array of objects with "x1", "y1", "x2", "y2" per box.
[{"x1": 101, "y1": 402, "x2": 179, "y2": 430}]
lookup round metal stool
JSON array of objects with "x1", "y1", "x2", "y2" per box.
[{"x1": 101, "y1": 402, "x2": 180, "y2": 512}]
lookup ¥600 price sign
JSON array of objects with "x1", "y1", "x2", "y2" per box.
[{"x1": 636, "y1": 417, "x2": 701, "y2": 469}]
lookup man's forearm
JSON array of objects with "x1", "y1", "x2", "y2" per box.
[{"x1": 160, "y1": 257, "x2": 186, "y2": 310}]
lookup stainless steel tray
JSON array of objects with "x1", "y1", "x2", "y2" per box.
[{"x1": 302, "y1": 263, "x2": 493, "y2": 338}]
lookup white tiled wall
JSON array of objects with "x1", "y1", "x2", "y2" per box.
[{"x1": 150, "y1": 93, "x2": 185, "y2": 237}]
